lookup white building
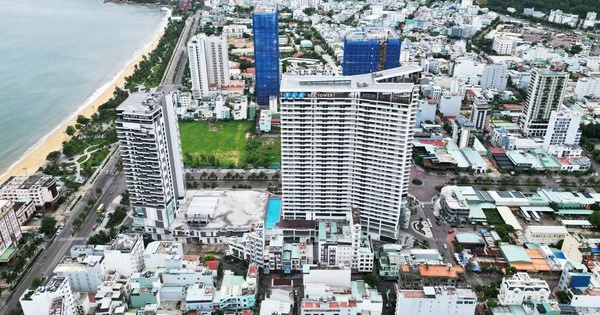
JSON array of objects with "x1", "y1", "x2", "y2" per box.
[
  {"x1": 584, "y1": 12, "x2": 598, "y2": 29},
  {"x1": 186, "y1": 283, "x2": 215, "y2": 313},
  {"x1": 280, "y1": 66, "x2": 421, "y2": 240},
  {"x1": 143, "y1": 241, "x2": 184, "y2": 269},
  {"x1": 542, "y1": 109, "x2": 582, "y2": 151},
  {"x1": 493, "y1": 36, "x2": 514, "y2": 55},
  {"x1": 0, "y1": 200, "x2": 22, "y2": 259},
  {"x1": 188, "y1": 34, "x2": 230, "y2": 99},
  {"x1": 481, "y1": 64, "x2": 508, "y2": 91},
  {"x1": 232, "y1": 96, "x2": 249, "y2": 120},
  {"x1": 0, "y1": 174, "x2": 59, "y2": 207},
  {"x1": 548, "y1": 10, "x2": 579, "y2": 27},
  {"x1": 439, "y1": 92, "x2": 462, "y2": 117},
  {"x1": 498, "y1": 273, "x2": 551, "y2": 306},
  {"x1": 574, "y1": 77, "x2": 600, "y2": 100},
  {"x1": 116, "y1": 93, "x2": 185, "y2": 238},
  {"x1": 470, "y1": 100, "x2": 489, "y2": 131},
  {"x1": 395, "y1": 286, "x2": 476, "y2": 315},
  {"x1": 103, "y1": 234, "x2": 145, "y2": 276},
  {"x1": 53, "y1": 255, "x2": 104, "y2": 293},
  {"x1": 269, "y1": 95, "x2": 279, "y2": 114},
  {"x1": 519, "y1": 69, "x2": 568, "y2": 138},
  {"x1": 222, "y1": 24, "x2": 250, "y2": 38},
  {"x1": 259, "y1": 110, "x2": 272, "y2": 132},
  {"x1": 415, "y1": 100, "x2": 437, "y2": 127},
  {"x1": 524, "y1": 226, "x2": 569, "y2": 245},
  {"x1": 20, "y1": 276, "x2": 76, "y2": 315}
]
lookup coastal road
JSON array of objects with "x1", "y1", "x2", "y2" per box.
[
  {"x1": 158, "y1": 13, "x2": 199, "y2": 92},
  {"x1": 0, "y1": 153, "x2": 126, "y2": 315}
]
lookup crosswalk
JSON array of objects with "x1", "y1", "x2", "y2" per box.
[{"x1": 56, "y1": 237, "x2": 87, "y2": 242}]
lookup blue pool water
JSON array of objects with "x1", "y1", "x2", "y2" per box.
[{"x1": 265, "y1": 198, "x2": 282, "y2": 228}]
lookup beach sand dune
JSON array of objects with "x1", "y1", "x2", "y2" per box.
[{"x1": 0, "y1": 14, "x2": 170, "y2": 184}]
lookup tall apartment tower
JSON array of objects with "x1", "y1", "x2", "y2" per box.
[
  {"x1": 342, "y1": 27, "x2": 401, "y2": 76},
  {"x1": 116, "y1": 93, "x2": 185, "y2": 239},
  {"x1": 20, "y1": 276, "x2": 76, "y2": 315},
  {"x1": 470, "y1": 99, "x2": 489, "y2": 131},
  {"x1": 519, "y1": 69, "x2": 568, "y2": 138},
  {"x1": 280, "y1": 66, "x2": 421, "y2": 241},
  {"x1": 187, "y1": 34, "x2": 230, "y2": 99},
  {"x1": 253, "y1": 3, "x2": 280, "y2": 105},
  {"x1": 0, "y1": 200, "x2": 22, "y2": 257}
]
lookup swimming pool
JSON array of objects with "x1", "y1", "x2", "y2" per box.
[{"x1": 265, "y1": 198, "x2": 282, "y2": 228}]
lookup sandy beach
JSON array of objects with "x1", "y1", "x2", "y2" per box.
[{"x1": 0, "y1": 12, "x2": 170, "y2": 183}]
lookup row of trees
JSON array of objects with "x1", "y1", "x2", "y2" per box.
[{"x1": 0, "y1": 237, "x2": 44, "y2": 288}]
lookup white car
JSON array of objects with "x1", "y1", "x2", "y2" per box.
[{"x1": 443, "y1": 244, "x2": 448, "y2": 250}]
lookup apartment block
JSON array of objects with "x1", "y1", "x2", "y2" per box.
[
  {"x1": 0, "y1": 174, "x2": 59, "y2": 207},
  {"x1": 188, "y1": 34, "x2": 230, "y2": 99},
  {"x1": 519, "y1": 69, "x2": 568, "y2": 138},
  {"x1": 103, "y1": 234, "x2": 145, "y2": 276},
  {"x1": 342, "y1": 27, "x2": 401, "y2": 75},
  {"x1": 116, "y1": 93, "x2": 185, "y2": 238},
  {"x1": 0, "y1": 200, "x2": 22, "y2": 262},
  {"x1": 280, "y1": 66, "x2": 421, "y2": 240},
  {"x1": 253, "y1": 3, "x2": 280, "y2": 105}
]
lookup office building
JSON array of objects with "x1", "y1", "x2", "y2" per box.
[
  {"x1": 103, "y1": 234, "x2": 145, "y2": 276},
  {"x1": 188, "y1": 34, "x2": 230, "y2": 99},
  {"x1": 470, "y1": 100, "x2": 489, "y2": 131},
  {"x1": 542, "y1": 109, "x2": 582, "y2": 151},
  {"x1": 54, "y1": 255, "x2": 105, "y2": 293},
  {"x1": 0, "y1": 174, "x2": 59, "y2": 207},
  {"x1": 0, "y1": 200, "x2": 22, "y2": 261},
  {"x1": 116, "y1": 93, "x2": 185, "y2": 238},
  {"x1": 480, "y1": 64, "x2": 508, "y2": 91},
  {"x1": 20, "y1": 276, "x2": 76, "y2": 315},
  {"x1": 342, "y1": 27, "x2": 401, "y2": 75},
  {"x1": 395, "y1": 286, "x2": 476, "y2": 315},
  {"x1": 519, "y1": 69, "x2": 568, "y2": 138},
  {"x1": 280, "y1": 66, "x2": 421, "y2": 240},
  {"x1": 498, "y1": 273, "x2": 551, "y2": 305},
  {"x1": 253, "y1": 4, "x2": 280, "y2": 105}
]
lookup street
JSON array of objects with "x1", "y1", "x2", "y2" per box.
[
  {"x1": 158, "y1": 13, "x2": 199, "y2": 92},
  {"x1": 0, "y1": 152, "x2": 126, "y2": 315}
]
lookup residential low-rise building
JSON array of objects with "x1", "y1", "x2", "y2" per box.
[
  {"x1": 186, "y1": 282, "x2": 215, "y2": 313},
  {"x1": 215, "y1": 268, "x2": 257, "y2": 311},
  {"x1": 524, "y1": 225, "x2": 568, "y2": 245},
  {"x1": 395, "y1": 286, "x2": 477, "y2": 315},
  {"x1": 20, "y1": 276, "x2": 76, "y2": 315},
  {"x1": 53, "y1": 255, "x2": 105, "y2": 293},
  {"x1": 259, "y1": 110, "x2": 272, "y2": 132},
  {"x1": 498, "y1": 273, "x2": 550, "y2": 306},
  {"x1": 103, "y1": 233, "x2": 145, "y2": 276}
]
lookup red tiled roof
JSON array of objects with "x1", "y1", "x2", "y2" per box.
[
  {"x1": 489, "y1": 147, "x2": 505, "y2": 154},
  {"x1": 293, "y1": 52, "x2": 304, "y2": 58},
  {"x1": 205, "y1": 260, "x2": 218, "y2": 270},
  {"x1": 419, "y1": 140, "x2": 445, "y2": 147},
  {"x1": 246, "y1": 68, "x2": 256, "y2": 75}
]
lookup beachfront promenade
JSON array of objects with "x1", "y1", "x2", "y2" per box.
[
  {"x1": 158, "y1": 12, "x2": 199, "y2": 92},
  {"x1": 0, "y1": 152, "x2": 126, "y2": 315}
]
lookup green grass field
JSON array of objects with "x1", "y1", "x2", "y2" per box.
[{"x1": 179, "y1": 120, "x2": 254, "y2": 167}]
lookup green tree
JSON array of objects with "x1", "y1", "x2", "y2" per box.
[
  {"x1": 205, "y1": 253, "x2": 216, "y2": 261},
  {"x1": 362, "y1": 273, "x2": 378, "y2": 288},
  {"x1": 46, "y1": 151, "x2": 61, "y2": 163},
  {"x1": 589, "y1": 211, "x2": 600, "y2": 228},
  {"x1": 65, "y1": 125, "x2": 76, "y2": 136},
  {"x1": 40, "y1": 216, "x2": 57, "y2": 235}
]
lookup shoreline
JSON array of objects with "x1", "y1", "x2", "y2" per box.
[{"x1": 0, "y1": 8, "x2": 172, "y2": 183}]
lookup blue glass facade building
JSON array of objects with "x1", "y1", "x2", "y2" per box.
[
  {"x1": 253, "y1": 4, "x2": 280, "y2": 105},
  {"x1": 342, "y1": 29, "x2": 401, "y2": 76}
]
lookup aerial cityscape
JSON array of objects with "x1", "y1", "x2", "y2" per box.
[{"x1": 3, "y1": 0, "x2": 600, "y2": 314}]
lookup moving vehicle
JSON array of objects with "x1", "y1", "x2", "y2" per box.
[
  {"x1": 92, "y1": 224, "x2": 98, "y2": 231},
  {"x1": 448, "y1": 228, "x2": 454, "y2": 234},
  {"x1": 96, "y1": 204, "x2": 105, "y2": 214},
  {"x1": 443, "y1": 244, "x2": 448, "y2": 249}
]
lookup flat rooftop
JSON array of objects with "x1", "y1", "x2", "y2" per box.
[
  {"x1": 116, "y1": 92, "x2": 168, "y2": 117},
  {"x1": 107, "y1": 234, "x2": 141, "y2": 252},
  {"x1": 281, "y1": 65, "x2": 421, "y2": 93},
  {"x1": 346, "y1": 27, "x2": 400, "y2": 40},
  {"x1": 172, "y1": 190, "x2": 268, "y2": 230},
  {"x1": 0, "y1": 174, "x2": 54, "y2": 190},
  {"x1": 254, "y1": 3, "x2": 276, "y2": 13}
]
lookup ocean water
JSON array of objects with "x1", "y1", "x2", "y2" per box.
[{"x1": 0, "y1": 0, "x2": 167, "y2": 174}]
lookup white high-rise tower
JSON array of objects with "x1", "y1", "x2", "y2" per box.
[
  {"x1": 279, "y1": 66, "x2": 421, "y2": 241},
  {"x1": 187, "y1": 34, "x2": 230, "y2": 99},
  {"x1": 519, "y1": 69, "x2": 568, "y2": 138},
  {"x1": 116, "y1": 92, "x2": 185, "y2": 239}
]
